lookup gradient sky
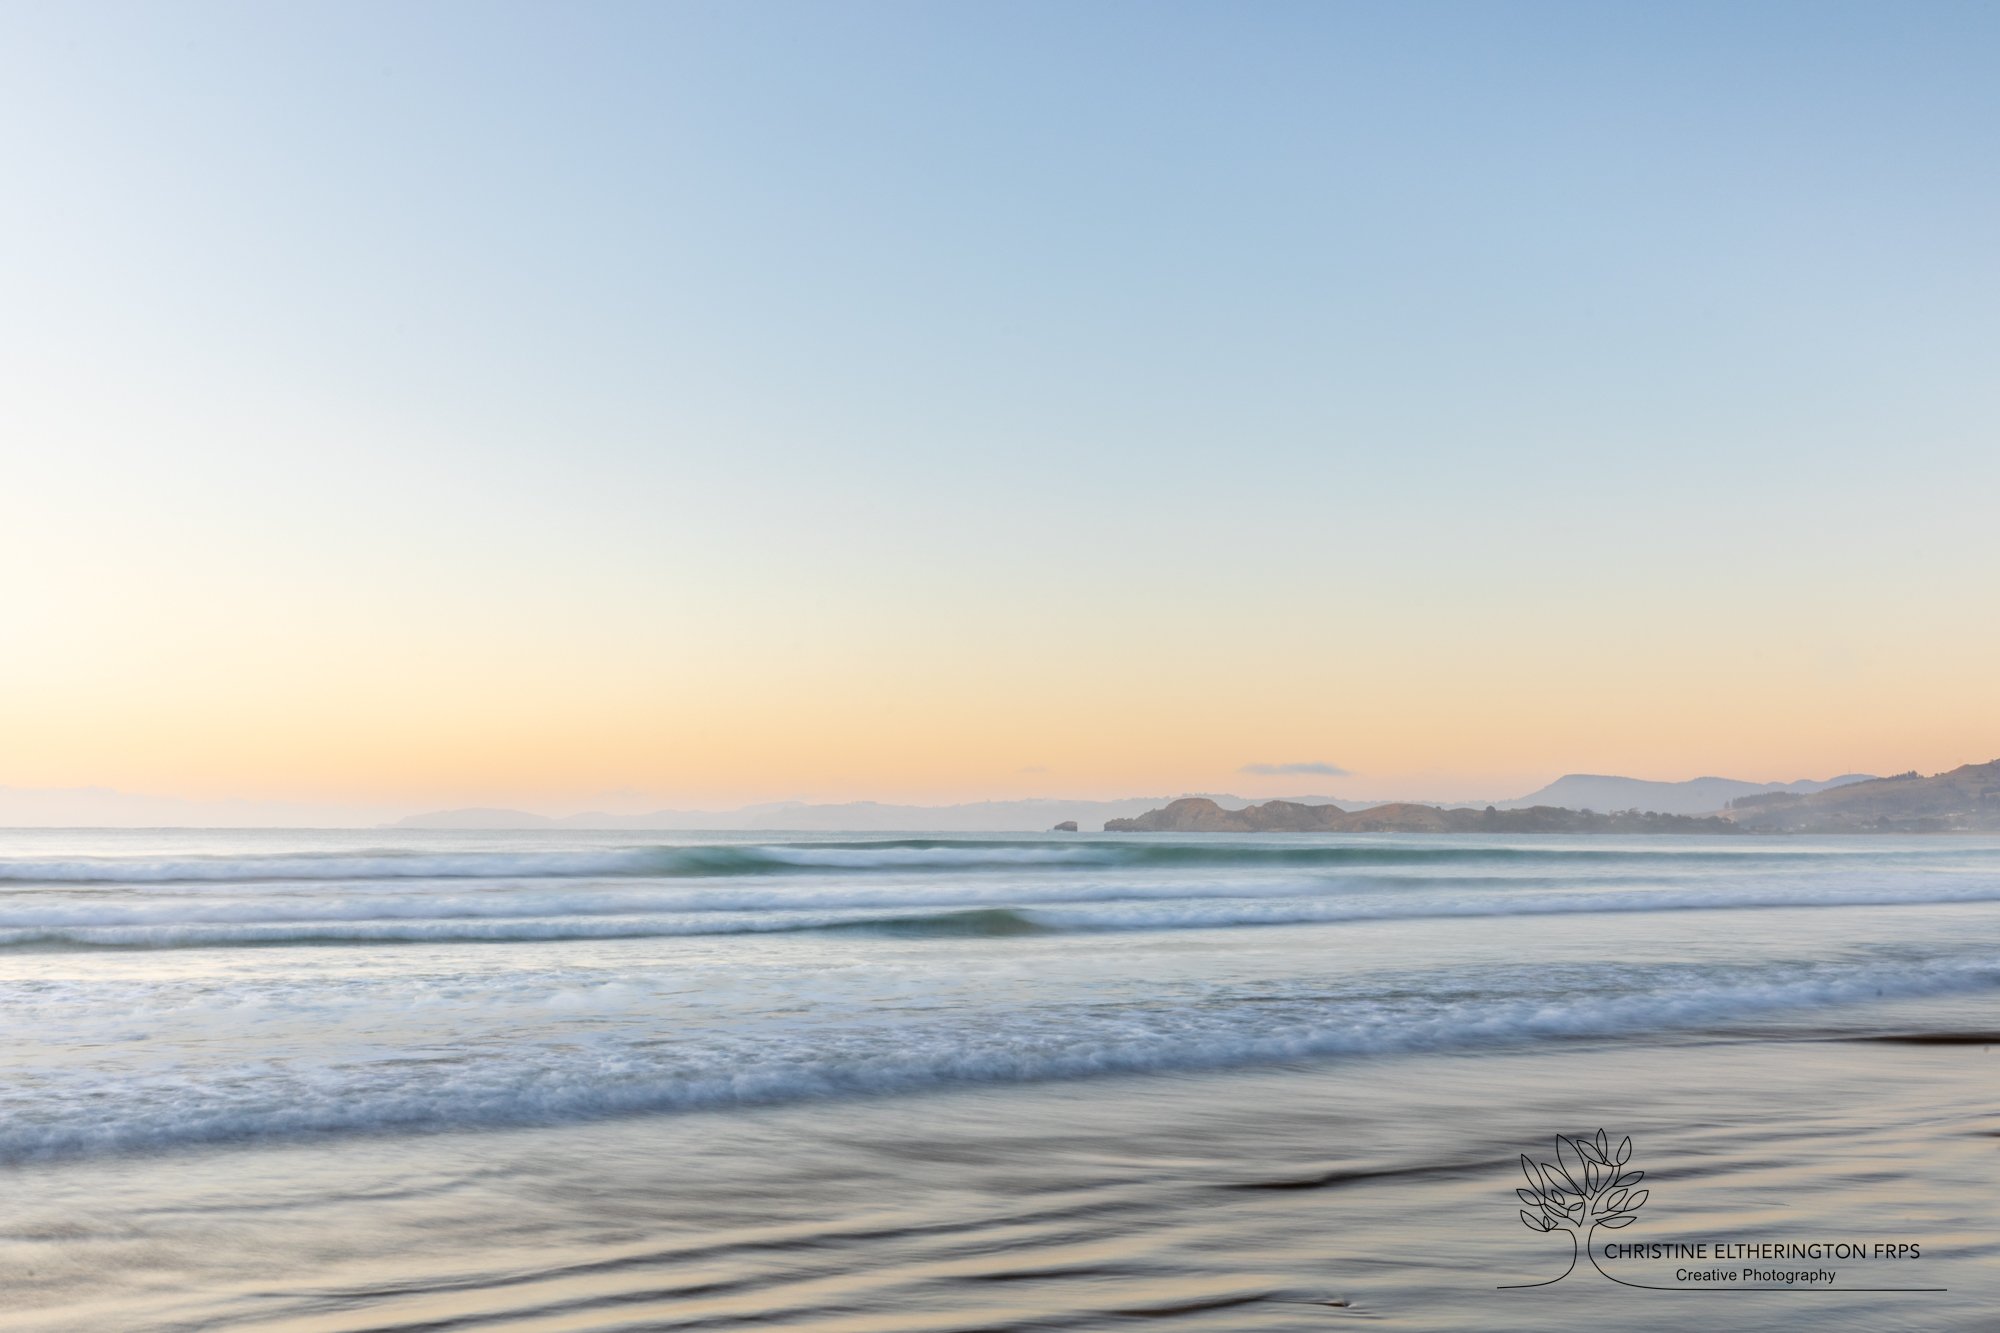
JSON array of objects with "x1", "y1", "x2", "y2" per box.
[{"x1": 4, "y1": 1, "x2": 1997, "y2": 810}]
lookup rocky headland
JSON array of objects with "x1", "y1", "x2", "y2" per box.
[{"x1": 1103, "y1": 761, "x2": 2000, "y2": 834}]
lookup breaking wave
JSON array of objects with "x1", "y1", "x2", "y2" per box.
[
  {"x1": 0, "y1": 837, "x2": 1970, "y2": 885},
  {"x1": 4, "y1": 957, "x2": 1993, "y2": 1161},
  {"x1": 7, "y1": 874, "x2": 2000, "y2": 948}
]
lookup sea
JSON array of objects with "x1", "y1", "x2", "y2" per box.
[{"x1": 1, "y1": 828, "x2": 1996, "y2": 1331}]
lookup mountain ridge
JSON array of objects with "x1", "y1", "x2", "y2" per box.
[
  {"x1": 390, "y1": 771, "x2": 1881, "y2": 831},
  {"x1": 1725, "y1": 760, "x2": 2000, "y2": 832},
  {"x1": 1104, "y1": 798, "x2": 1737, "y2": 835},
  {"x1": 1494, "y1": 772, "x2": 1875, "y2": 816},
  {"x1": 392, "y1": 795, "x2": 1356, "y2": 832},
  {"x1": 0, "y1": 767, "x2": 1897, "y2": 831},
  {"x1": 1102, "y1": 762, "x2": 1999, "y2": 834}
]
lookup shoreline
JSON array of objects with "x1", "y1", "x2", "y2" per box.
[{"x1": 7, "y1": 1025, "x2": 1995, "y2": 1332}]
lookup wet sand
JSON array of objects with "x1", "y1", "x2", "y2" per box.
[{"x1": 7, "y1": 1017, "x2": 1994, "y2": 1332}]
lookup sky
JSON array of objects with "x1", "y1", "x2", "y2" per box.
[{"x1": 3, "y1": 1, "x2": 1997, "y2": 814}]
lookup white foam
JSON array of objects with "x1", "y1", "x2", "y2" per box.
[
  {"x1": 2, "y1": 957, "x2": 1991, "y2": 1161},
  {"x1": 4, "y1": 873, "x2": 2000, "y2": 946},
  {"x1": 4, "y1": 836, "x2": 1964, "y2": 884}
]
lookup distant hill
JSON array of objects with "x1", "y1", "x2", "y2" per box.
[
  {"x1": 1495, "y1": 772, "x2": 1875, "y2": 816},
  {"x1": 1105, "y1": 797, "x2": 1735, "y2": 835},
  {"x1": 394, "y1": 794, "x2": 1359, "y2": 832},
  {"x1": 1726, "y1": 761, "x2": 2000, "y2": 832},
  {"x1": 394, "y1": 774, "x2": 1894, "y2": 832},
  {"x1": 394, "y1": 807, "x2": 559, "y2": 829}
]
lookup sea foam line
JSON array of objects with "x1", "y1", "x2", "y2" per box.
[
  {"x1": 3, "y1": 959, "x2": 1992, "y2": 1161},
  {"x1": 0, "y1": 838, "x2": 1939, "y2": 884},
  {"x1": 4, "y1": 876, "x2": 2000, "y2": 947}
]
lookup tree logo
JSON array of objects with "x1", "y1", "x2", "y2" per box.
[{"x1": 1502, "y1": 1129, "x2": 1647, "y2": 1287}]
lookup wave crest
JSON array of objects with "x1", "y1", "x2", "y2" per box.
[{"x1": 0, "y1": 837, "x2": 1936, "y2": 885}]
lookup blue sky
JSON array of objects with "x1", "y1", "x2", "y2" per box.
[{"x1": 3, "y1": 2, "x2": 1996, "y2": 806}]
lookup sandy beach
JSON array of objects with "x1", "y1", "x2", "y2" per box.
[{"x1": 7, "y1": 1024, "x2": 1994, "y2": 1331}]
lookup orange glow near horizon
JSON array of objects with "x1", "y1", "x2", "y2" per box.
[
  {"x1": 7, "y1": 568, "x2": 1996, "y2": 811},
  {"x1": 6, "y1": 3, "x2": 1997, "y2": 817}
]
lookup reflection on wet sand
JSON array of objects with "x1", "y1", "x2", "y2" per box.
[{"x1": 6, "y1": 1027, "x2": 1994, "y2": 1332}]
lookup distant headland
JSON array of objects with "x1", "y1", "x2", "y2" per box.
[
  {"x1": 385, "y1": 772, "x2": 1888, "y2": 832},
  {"x1": 98, "y1": 762, "x2": 1971, "y2": 835},
  {"x1": 1104, "y1": 762, "x2": 2000, "y2": 834},
  {"x1": 1104, "y1": 800, "x2": 1735, "y2": 834}
]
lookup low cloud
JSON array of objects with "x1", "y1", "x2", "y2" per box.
[{"x1": 1240, "y1": 761, "x2": 1352, "y2": 778}]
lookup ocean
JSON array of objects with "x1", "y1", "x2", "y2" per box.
[{"x1": 2, "y1": 829, "x2": 1995, "y2": 1330}]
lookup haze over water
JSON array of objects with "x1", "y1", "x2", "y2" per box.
[{"x1": 4, "y1": 828, "x2": 1995, "y2": 1329}]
